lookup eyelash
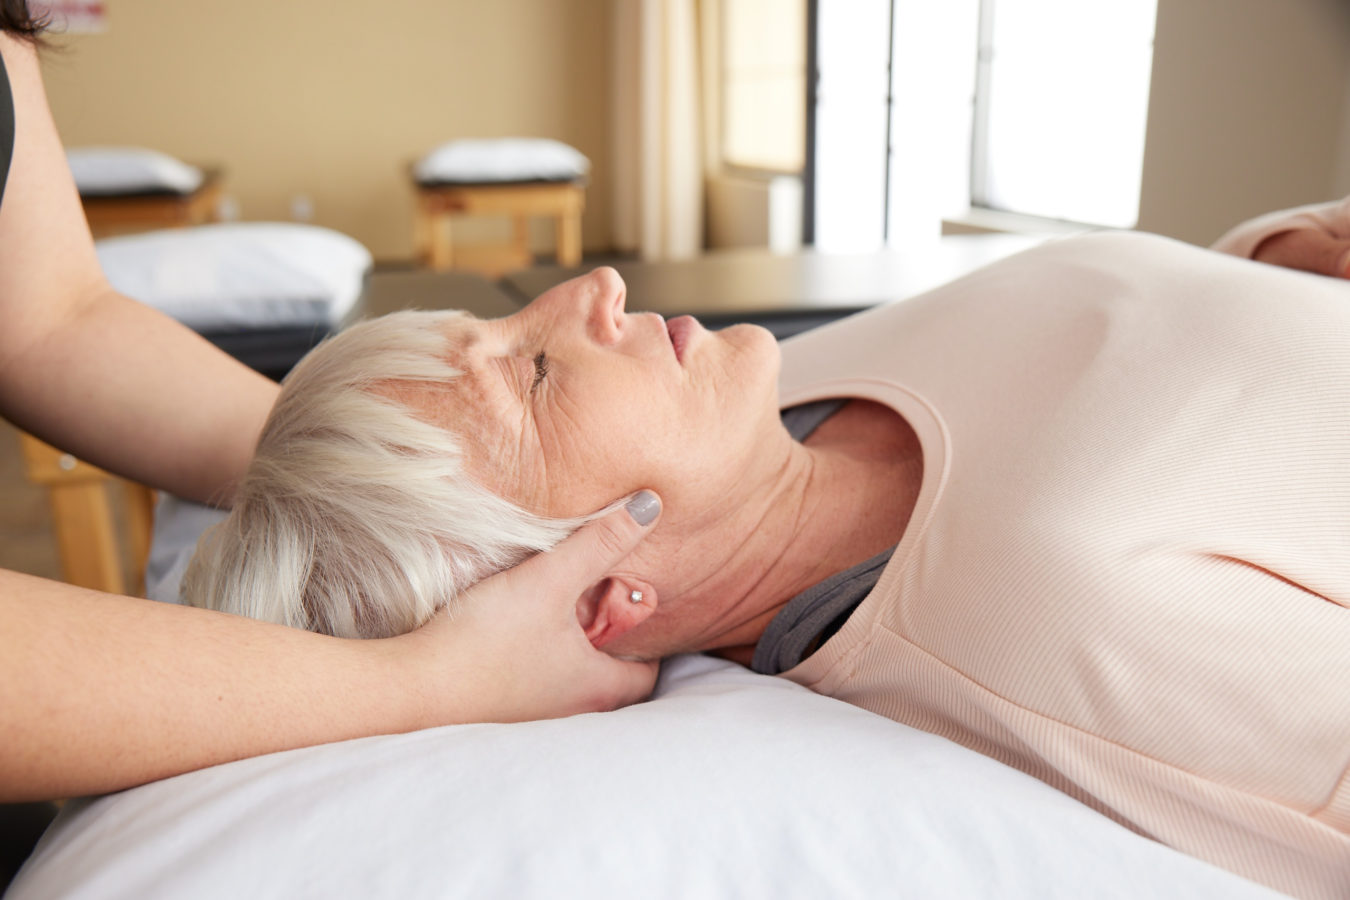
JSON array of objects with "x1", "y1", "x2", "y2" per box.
[{"x1": 530, "y1": 351, "x2": 550, "y2": 393}]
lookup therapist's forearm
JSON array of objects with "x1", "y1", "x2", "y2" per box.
[
  {"x1": 0, "y1": 571, "x2": 440, "y2": 803},
  {"x1": 0, "y1": 284, "x2": 279, "y2": 506}
]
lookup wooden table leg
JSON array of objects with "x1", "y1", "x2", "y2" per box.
[
  {"x1": 413, "y1": 200, "x2": 433, "y2": 267},
  {"x1": 511, "y1": 215, "x2": 532, "y2": 266},
  {"x1": 17, "y1": 432, "x2": 155, "y2": 596},
  {"x1": 557, "y1": 211, "x2": 582, "y2": 266},
  {"x1": 124, "y1": 482, "x2": 158, "y2": 596},
  {"x1": 429, "y1": 210, "x2": 455, "y2": 271},
  {"x1": 47, "y1": 481, "x2": 126, "y2": 595}
]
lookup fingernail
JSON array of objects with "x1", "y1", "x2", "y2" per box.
[{"x1": 625, "y1": 490, "x2": 660, "y2": 526}]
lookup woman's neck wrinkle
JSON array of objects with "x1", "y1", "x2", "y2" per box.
[
  {"x1": 694, "y1": 425, "x2": 922, "y2": 656},
  {"x1": 662, "y1": 441, "x2": 821, "y2": 653}
]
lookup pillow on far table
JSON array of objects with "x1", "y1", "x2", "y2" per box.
[
  {"x1": 67, "y1": 146, "x2": 204, "y2": 196},
  {"x1": 96, "y1": 223, "x2": 373, "y2": 332},
  {"x1": 413, "y1": 138, "x2": 590, "y2": 185}
]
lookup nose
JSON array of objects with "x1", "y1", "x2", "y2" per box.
[{"x1": 581, "y1": 266, "x2": 627, "y2": 345}]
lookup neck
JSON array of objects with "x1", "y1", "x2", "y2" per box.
[{"x1": 637, "y1": 401, "x2": 923, "y2": 661}]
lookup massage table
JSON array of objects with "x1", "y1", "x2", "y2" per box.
[
  {"x1": 67, "y1": 147, "x2": 224, "y2": 239},
  {"x1": 504, "y1": 234, "x2": 1048, "y2": 339},
  {"x1": 411, "y1": 138, "x2": 589, "y2": 276}
]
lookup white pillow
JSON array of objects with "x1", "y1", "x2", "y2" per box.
[
  {"x1": 10, "y1": 654, "x2": 1279, "y2": 900},
  {"x1": 96, "y1": 223, "x2": 373, "y2": 332},
  {"x1": 67, "y1": 146, "x2": 205, "y2": 196},
  {"x1": 414, "y1": 138, "x2": 589, "y2": 185}
]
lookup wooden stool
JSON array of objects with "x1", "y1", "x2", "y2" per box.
[
  {"x1": 17, "y1": 433, "x2": 156, "y2": 596},
  {"x1": 80, "y1": 168, "x2": 224, "y2": 239},
  {"x1": 412, "y1": 179, "x2": 585, "y2": 276}
]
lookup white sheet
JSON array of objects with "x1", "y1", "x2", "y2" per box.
[
  {"x1": 23, "y1": 499, "x2": 1279, "y2": 899},
  {"x1": 96, "y1": 223, "x2": 372, "y2": 332}
]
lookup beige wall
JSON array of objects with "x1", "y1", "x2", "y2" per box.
[
  {"x1": 39, "y1": 1, "x2": 1350, "y2": 258},
  {"x1": 1139, "y1": 0, "x2": 1350, "y2": 244},
  {"x1": 41, "y1": 0, "x2": 613, "y2": 262}
]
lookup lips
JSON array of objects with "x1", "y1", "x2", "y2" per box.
[{"x1": 666, "y1": 315, "x2": 699, "y2": 364}]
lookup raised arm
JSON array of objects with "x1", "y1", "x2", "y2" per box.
[
  {"x1": 0, "y1": 33, "x2": 276, "y2": 505},
  {"x1": 1210, "y1": 195, "x2": 1350, "y2": 280}
]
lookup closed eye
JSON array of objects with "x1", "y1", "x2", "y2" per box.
[{"x1": 530, "y1": 351, "x2": 550, "y2": 393}]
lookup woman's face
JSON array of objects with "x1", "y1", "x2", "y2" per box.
[{"x1": 427, "y1": 267, "x2": 784, "y2": 519}]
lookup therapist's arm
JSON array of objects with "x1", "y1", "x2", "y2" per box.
[
  {"x1": 0, "y1": 499, "x2": 662, "y2": 803},
  {"x1": 0, "y1": 34, "x2": 276, "y2": 505}
]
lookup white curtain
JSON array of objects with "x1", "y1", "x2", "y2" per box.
[{"x1": 611, "y1": 0, "x2": 705, "y2": 260}]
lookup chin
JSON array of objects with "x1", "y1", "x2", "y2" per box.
[{"x1": 721, "y1": 322, "x2": 781, "y2": 389}]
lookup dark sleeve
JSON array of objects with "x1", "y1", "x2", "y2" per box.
[{"x1": 0, "y1": 50, "x2": 13, "y2": 212}]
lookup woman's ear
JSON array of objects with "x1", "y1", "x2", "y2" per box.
[{"x1": 575, "y1": 577, "x2": 658, "y2": 649}]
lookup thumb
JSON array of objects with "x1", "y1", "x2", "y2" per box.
[{"x1": 511, "y1": 490, "x2": 662, "y2": 601}]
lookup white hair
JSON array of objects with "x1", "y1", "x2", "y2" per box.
[{"x1": 182, "y1": 309, "x2": 592, "y2": 638}]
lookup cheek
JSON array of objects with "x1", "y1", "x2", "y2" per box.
[{"x1": 536, "y1": 400, "x2": 675, "y2": 518}]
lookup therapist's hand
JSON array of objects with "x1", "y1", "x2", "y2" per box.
[
  {"x1": 1252, "y1": 228, "x2": 1350, "y2": 279},
  {"x1": 398, "y1": 491, "x2": 663, "y2": 724}
]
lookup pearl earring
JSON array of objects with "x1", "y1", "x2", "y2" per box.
[{"x1": 629, "y1": 589, "x2": 644, "y2": 604}]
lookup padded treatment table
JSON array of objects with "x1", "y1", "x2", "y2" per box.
[
  {"x1": 79, "y1": 168, "x2": 224, "y2": 238},
  {"x1": 503, "y1": 234, "x2": 1049, "y2": 339},
  {"x1": 410, "y1": 138, "x2": 590, "y2": 276},
  {"x1": 210, "y1": 271, "x2": 520, "y2": 380},
  {"x1": 347, "y1": 268, "x2": 523, "y2": 324},
  {"x1": 208, "y1": 271, "x2": 522, "y2": 382}
]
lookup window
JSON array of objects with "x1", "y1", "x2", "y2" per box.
[
  {"x1": 721, "y1": 0, "x2": 807, "y2": 173},
  {"x1": 810, "y1": 0, "x2": 1159, "y2": 250},
  {"x1": 972, "y1": 0, "x2": 1158, "y2": 228}
]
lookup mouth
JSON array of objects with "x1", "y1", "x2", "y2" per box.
[{"x1": 666, "y1": 316, "x2": 700, "y2": 365}]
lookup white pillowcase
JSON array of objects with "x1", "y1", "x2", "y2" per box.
[
  {"x1": 67, "y1": 146, "x2": 205, "y2": 196},
  {"x1": 414, "y1": 138, "x2": 590, "y2": 185},
  {"x1": 96, "y1": 223, "x2": 373, "y2": 332}
]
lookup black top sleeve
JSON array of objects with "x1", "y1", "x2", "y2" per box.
[{"x1": 0, "y1": 50, "x2": 14, "y2": 212}]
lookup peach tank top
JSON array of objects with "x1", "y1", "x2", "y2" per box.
[{"x1": 776, "y1": 231, "x2": 1350, "y2": 898}]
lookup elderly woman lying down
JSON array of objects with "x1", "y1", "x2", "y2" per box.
[{"x1": 184, "y1": 206, "x2": 1350, "y2": 899}]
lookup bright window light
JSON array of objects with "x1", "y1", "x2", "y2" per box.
[
  {"x1": 812, "y1": 0, "x2": 892, "y2": 252},
  {"x1": 974, "y1": 0, "x2": 1159, "y2": 227}
]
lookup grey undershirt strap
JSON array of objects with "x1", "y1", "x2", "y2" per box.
[
  {"x1": 751, "y1": 546, "x2": 895, "y2": 675},
  {"x1": 750, "y1": 398, "x2": 899, "y2": 676}
]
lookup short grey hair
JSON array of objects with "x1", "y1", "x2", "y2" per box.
[{"x1": 182, "y1": 310, "x2": 590, "y2": 638}]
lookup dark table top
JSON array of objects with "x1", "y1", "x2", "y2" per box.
[
  {"x1": 503, "y1": 234, "x2": 1049, "y2": 316},
  {"x1": 344, "y1": 235, "x2": 1049, "y2": 342},
  {"x1": 346, "y1": 269, "x2": 522, "y2": 325}
]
